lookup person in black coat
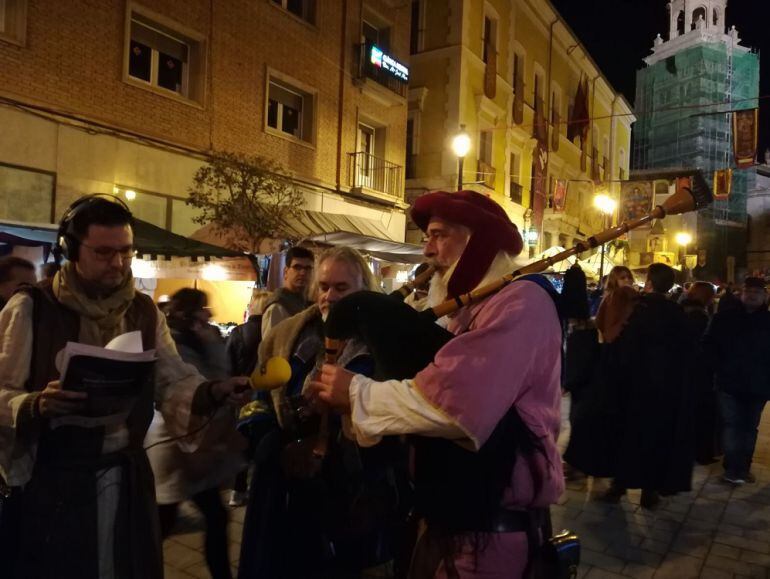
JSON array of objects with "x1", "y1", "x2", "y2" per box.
[
  {"x1": 227, "y1": 289, "x2": 271, "y2": 376},
  {"x1": 681, "y1": 282, "x2": 719, "y2": 465},
  {"x1": 704, "y1": 277, "x2": 770, "y2": 484},
  {"x1": 567, "y1": 264, "x2": 695, "y2": 510}
]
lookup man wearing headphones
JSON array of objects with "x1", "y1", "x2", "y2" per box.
[{"x1": 0, "y1": 195, "x2": 249, "y2": 579}]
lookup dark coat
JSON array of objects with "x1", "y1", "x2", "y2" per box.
[
  {"x1": 226, "y1": 315, "x2": 263, "y2": 376},
  {"x1": 566, "y1": 294, "x2": 695, "y2": 493},
  {"x1": 682, "y1": 300, "x2": 720, "y2": 463},
  {"x1": 704, "y1": 305, "x2": 770, "y2": 400}
]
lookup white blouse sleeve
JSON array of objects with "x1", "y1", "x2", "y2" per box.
[{"x1": 346, "y1": 374, "x2": 465, "y2": 447}]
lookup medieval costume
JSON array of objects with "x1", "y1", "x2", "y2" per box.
[
  {"x1": 567, "y1": 291, "x2": 695, "y2": 498},
  {"x1": 340, "y1": 191, "x2": 564, "y2": 578},
  {"x1": 238, "y1": 305, "x2": 408, "y2": 579},
  {"x1": 0, "y1": 264, "x2": 219, "y2": 579}
]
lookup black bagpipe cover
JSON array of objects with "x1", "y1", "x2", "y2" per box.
[{"x1": 324, "y1": 291, "x2": 454, "y2": 381}]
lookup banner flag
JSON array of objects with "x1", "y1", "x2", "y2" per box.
[
  {"x1": 713, "y1": 169, "x2": 733, "y2": 200},
  {"x1": 620, "y1": 180, "x2": 653, "y2": 223},
  {"x1": 552, "y1": 179, "x2": 567, "y2": 212},
  {"x1": 733, "y1": 108, "x2": 758, "y2": 169}
]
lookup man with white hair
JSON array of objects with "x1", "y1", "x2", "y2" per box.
[
  {"x1": 238, "y1": 246, "x2": 409, "y2": 579},
  {"x1": 311, "y1": 190, "x2": 564, "y2": 578}
]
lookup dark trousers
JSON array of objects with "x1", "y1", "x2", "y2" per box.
[
  {"x1": 0, "y1": 486, "x2": 22, "y2": 578},
  {"x1": 159, "y1": 486, "x2": 232, "y2": 579},
  {"x1": 719, "y1": 391, "x2": 767, "y2": 478}
]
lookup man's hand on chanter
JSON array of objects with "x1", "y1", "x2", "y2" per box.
[{"x1": 37, "y1": 380, "x2": 88, "y2": 418}]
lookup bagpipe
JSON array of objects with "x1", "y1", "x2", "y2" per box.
[{"x1": 324, "y1": 172, "x2": 713, "y2": 379}]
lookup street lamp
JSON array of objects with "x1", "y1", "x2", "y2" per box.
[
  {"x1": 676, "y1": 231, "x2": 693, "y2": 281},
  {"x1": 594, "y1": 193, "x2": 617, "y2": 287},
  {"x1": 451, "y1": 124, "x2": 471, "y2": 191}
]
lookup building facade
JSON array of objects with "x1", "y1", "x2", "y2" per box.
[
  {"x1": 633, "y1": 0, "x2": 760, "y2": 281},
  {"x1": 0, "y1": 0, "x2": 412, "y2": 245},
  {"x1": 748, "y1": 154, "x2": 770, "y2": 275},
  {"x1": 406, "y1": 0, "x2": 634, "y2": 257}
]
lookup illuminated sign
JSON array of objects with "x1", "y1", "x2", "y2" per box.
[{"x1": 369, "y1": 45, "x2": 409, "y2": 82}]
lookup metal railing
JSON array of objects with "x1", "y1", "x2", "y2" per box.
[
  {"x1": 348, "y1": 151, "x2": 403, "y2": 198},
  {"x1": 510, "y1": 182, "x2": 523, "y2": 204},
  {"x1": 477, "y1": 160, "x2": 496, "y2": 189},
  {"x1": 357, "y1": 43, "x2": 408, "y2": 98}
]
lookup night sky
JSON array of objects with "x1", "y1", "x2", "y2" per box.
[{"x1": 550, "y1": 0, "x2": 770, "y2": 155}]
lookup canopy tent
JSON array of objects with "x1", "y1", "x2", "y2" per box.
[
  {"x1": 0, "y1": 218, "x2": 247, "y2": 260},
  {"x1": 577, "y1": 251, "x2": 622, "y2": 279},
  {"x1": 192, "y1": 207, "x2": 424, "y2": 264},
  {"x1": 531, "y1": 246, "x2": 579, "y2": 274}
]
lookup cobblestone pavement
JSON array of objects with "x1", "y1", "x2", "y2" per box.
[{"x1": 164, "y1": 410, "x2": 770, "y2": 578}]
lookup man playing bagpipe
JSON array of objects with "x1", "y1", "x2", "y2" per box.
[
  {"x1": 238, "y1": 246, "x2": 411, "y2": 579},
  {"x1": 310, "y1": 191, "x2": 565, "y2": 578}
]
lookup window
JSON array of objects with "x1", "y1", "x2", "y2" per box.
[
  {"x1": 363, "y1": 19, "x2": 390, "y2": 52},
  {"x1": 266, "y1": 76, "x2": 314, "y2": 143},
  {"x1": 692, "y1": 7, "x2": 706, "y2": 29},
  {"x1": 0, "y1": 0, "x2": 26, "y2": 45},
  {"x1": 479, "y1": 130, "x2": 493, "y2": 165},
  {"x1": 120, "y1": 189, "x2": 168, "y2": 228},
  {"x1": 170, "y1": 198, "x2": 203, "y2": 237},
  {"x1": 271, "y1": 0, "x2": 315, "y2": 24},
  {"x1": 482, "y1": 16, "x2": 497, "y2": 64},
  {"x1": 509, "y1": 153, "x2": 522, "y2": 204},
  {"x1": 410, "y1": 0, "x2": 423, "y2": 54},
  {"x1": 512, "y1": 52, "x2": 523, "y2": 96},
  {"x1": 126, "y1": 10, "x2": 204, "y2": 102},
  {"x1": 0, "y1": 164, "x2": 54, "y2": 222},
  {"x1": 405, "y1": 117, "x2": 416, "y2": 179}
]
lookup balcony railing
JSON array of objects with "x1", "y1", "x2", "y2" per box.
[
  {"x1": 357, "y1": 43, "x2": 408, "y2": 98},
  {"x1": 348, "y1": 151, "x2": 403, "y2": 198},
  {"x1": 477, "y1": 160, "x2": 496, "y2": 189},
  {"x1": 510, "y1": 182, "x2": 523, "y2": 204}
]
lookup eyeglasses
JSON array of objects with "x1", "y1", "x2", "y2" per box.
[
  {"x1": 289, "y1": 264, "x2": 313, "y2": 272},
  {"x1": 80, "y1": 243, "x2": 136, "y2": 261}
]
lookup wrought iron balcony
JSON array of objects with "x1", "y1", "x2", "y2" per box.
[
  {"x1": 477, "y1": 160, "x2": 496, "y2": 189},
  {"x1": 357, "y1": 43, "x2": 408, "y2": 98},
  {"x1": 348, "y1": 151, "x2": 403, "y2": 199}
]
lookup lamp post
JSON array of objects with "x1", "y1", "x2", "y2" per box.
[
  {"x1": 675, "y1": 231, "x2": 693, "y2": 281},
  {"x1": 594, "y1": 193, "x2": 617, "y2": 287},
  {"x1": 451, "y1": 125, "x2": 471, "y2": 191}
]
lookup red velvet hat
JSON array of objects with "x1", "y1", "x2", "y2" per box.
[{"x1": 411, "y1": 190, "x2": 523, "y2": 296}]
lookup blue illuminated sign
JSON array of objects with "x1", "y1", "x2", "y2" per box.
[{"x1": 369, "y1": 45, "x2": 409, "y2": 83}]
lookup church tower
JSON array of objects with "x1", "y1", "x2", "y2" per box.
[
  {"x1": 633, "y1": 0, "x2": 759, "y2": 281},
  {"x1": 667, "y1": 0, "x2": 728, "y2": 40}
]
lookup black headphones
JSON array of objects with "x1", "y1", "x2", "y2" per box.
[{"x1": 53, "y1": 194, "x2": 133, "y2": 264}]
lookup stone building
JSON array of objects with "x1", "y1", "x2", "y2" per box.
[
  {"x1": 406, "y1": 0, "x2": 634, "y2": 256},
  {"x1": 0, "y1": 0, "x2": 412, "y2": 244}
]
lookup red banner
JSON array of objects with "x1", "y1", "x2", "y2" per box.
[
  {"x1": 733, "y1": 108, "x2": 758, "y2": 169},
  {"x1": 552, "y1": 179, "x2": 567, "y2": 212},
  {"x1": 531, "y1": 144, "x2": 548, "y2": 230},
  {"x1": 713, "y1": 169, "x2": 733, "y2": 200}
]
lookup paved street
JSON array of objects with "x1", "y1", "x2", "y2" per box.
[{"x1": 164, "y1": 409, "x2": 770, "y2": 578}]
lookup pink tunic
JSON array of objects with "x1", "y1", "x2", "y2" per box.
[{"x1": 414, "y1": 280, "x2": 565, "y2": 578}]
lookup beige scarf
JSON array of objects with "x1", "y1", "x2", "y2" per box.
[{"x1": 53, "y1": 262, "x2": 137, "y2": 346}]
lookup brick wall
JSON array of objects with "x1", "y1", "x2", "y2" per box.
[{"x1": 0, "y1": 0, "x2": 411, "y2": 194}]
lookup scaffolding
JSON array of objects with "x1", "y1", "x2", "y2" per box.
[{"x1": 633, "y1": 38, "x2": 759, "y2": 277}]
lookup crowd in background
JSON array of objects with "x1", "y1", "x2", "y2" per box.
[{"x1": 560, "y1": 263, "x2": 770, "y2": 511}]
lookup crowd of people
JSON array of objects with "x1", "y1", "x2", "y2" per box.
[
  {"x1": 0, "y1": 191, "x2": 767, "y2": 579},
  {"x1": 562, "y1": 263, "x2": 770, "y2": 507}
]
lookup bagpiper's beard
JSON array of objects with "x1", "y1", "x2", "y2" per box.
[{"x1": 426, "y1": 260, "x2": 457, "y2": 309}]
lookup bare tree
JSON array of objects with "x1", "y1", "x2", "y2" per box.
[{"x1": 187, "y1": 151, "x2": 304, "y2": 252}]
